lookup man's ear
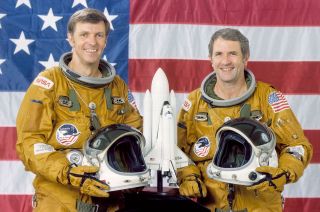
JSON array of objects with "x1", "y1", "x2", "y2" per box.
[
  {"x1": 243, "y1": 55, "x2": 249, "y2": 67},
  {"x1": 67, "y1": 33, "x2": 74, "y2": 47},
  {"x1": 208, "y1": 56, "x2": 214, "y2": 68}
]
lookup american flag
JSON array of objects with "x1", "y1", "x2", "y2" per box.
[
  {"x1": 0, "y1": 0, "x2": 319, "y2": 211},
  {"x1": 268, "y1": 91, "x2": 290, "y2": 113}
]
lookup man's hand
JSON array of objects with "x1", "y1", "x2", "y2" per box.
[
  {"x1": 65, "y1": 165, "x2": 110, "y2": 197},
  {"x1": 247, "y1": 166, "x2": 290, "y2": 192},
  {"x1": 179, "y1": 175, "x2": 207, "y2": 198}
]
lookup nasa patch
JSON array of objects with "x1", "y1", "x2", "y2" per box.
[
  {"x1": 182, "y1": 98, "x2": 192, "y2": 111},
  {"x1": 193, "y1": 137, "x2": 210, "y2": 158},
  {"x1": 56, "y1": 124, "x2": 80, "y2": 146},
  {"x1": 33, "y1": 76, "x2": 54, "y2": 89}
]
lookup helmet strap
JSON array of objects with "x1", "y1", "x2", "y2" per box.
[{"x1": 227, "y1": 183, "x2": 235, "y2": 210}]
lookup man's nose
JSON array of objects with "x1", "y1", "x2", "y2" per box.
[
  {"x1": 221, "y1": 55, "x2": 231, "y2": 64},
  {"x1": 87, "y1": 35, "x2": 97, "y2": 45}
]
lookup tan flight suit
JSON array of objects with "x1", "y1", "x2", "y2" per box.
[{"x1": 16, "y1": 66, "x2": 142, "y2": 211}]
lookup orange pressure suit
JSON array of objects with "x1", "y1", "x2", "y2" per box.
[
  {"x1": 16, "y1": 56, "x2": 142, "y2": 211},
  {"x1": 177, "y1": 70, "x2": 313, "y2": 211}
]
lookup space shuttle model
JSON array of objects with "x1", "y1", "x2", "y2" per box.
[{"x1": 143, "y1": 68, "x2": 190, "y2": 190}]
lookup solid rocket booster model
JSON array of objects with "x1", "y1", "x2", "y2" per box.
[{"x1": 143, "y1": 68, "x2": 190, "y2": 185}]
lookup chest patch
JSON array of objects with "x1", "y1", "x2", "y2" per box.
[
  {"x1": 56, "y1": 124, "x2": 80, "y2": 146},
  {"x1": 112, "y1": 97, "x2": 125, "y2": 104},
  {"x1": 193, "y1": 137, "x2": 211, "y2": 158},
  {"x1": 195, "y1": 112, "x2": 208, "y2": 122}
]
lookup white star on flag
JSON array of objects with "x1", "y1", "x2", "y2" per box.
[
  {"x1": 103, "y1": 8, "x2": 118, "y2": 30},
  {"x1": 72, "y1": 0, "x2": 88, "y2": 8},
  {"x1": 38, "y1": 8, "x2": 63, "y2": 31},
  {"x1": 0, "y1": 58, "x2": 5, "y2": 74},
  {"x1": 39, "y1": 54, "x2": 59, "y2": 69},
  {"x1": 0, "y1": 13, "x2": 6, "y2": 29},
  {"x1": 10, "y1": 31, "x2": 35, "y2": 55},
  {"x1": 15, "y1": 0, "x2": 31, "y2": 8}
]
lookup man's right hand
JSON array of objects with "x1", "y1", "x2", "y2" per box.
[
  {"x1": 179, "y1": 175, "x2": 207, "y2": 198},
  {"x1": 65, "y1": 165, "x2": 110, "y2": 197}
]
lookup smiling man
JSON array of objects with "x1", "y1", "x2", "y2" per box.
[
  {"x1": 16, "y1": 8, "x2": 142, "y2": 212},
  {"x1": 177, "y1": 28, "x2": 313, "y2": 211}
]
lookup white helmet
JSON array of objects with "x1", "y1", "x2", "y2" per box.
[
  {"x1": 207, "y1": 118, "x2": 278, "y2": 186},
  {"x1": 82, "y1": 124, "x2": 150, "y2": 191}
]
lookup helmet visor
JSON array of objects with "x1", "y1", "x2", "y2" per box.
[
  {"x1": 107, "y1": 135, "x2": 147, "y2": 173},
  {"x1": 214, "y1": 131, "x2": 252, "y2": 168}
]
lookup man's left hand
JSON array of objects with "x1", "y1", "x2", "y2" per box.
[{"x1": 247, "y1": 166, "x2": 290, "y2": 192}]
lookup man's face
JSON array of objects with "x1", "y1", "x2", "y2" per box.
[
  {"x1": 68, "y1": 21, "x2": 107, "y2": 67},
  {"x1": 209, "y1": 37, "x2": 248, "y2": 84}
]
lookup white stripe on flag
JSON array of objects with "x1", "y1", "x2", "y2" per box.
[
  {"x1": 129, "y1": 24, "x2": 320, "y2": 61},
  {"x1": 0, "y1": 161, "x2": 35, "y2": 194}
]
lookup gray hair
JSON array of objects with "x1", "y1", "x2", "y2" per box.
[
  {"x1": 208, "y1": 28, "x2": 250, "y2": 59},
  {"x1": 67, "y1": 8, "x2": 110, "y2": 36}
]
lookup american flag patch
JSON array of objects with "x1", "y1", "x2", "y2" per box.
[
  {"x1": 268, "y1": 91, "x2": 290, "y2": 113},
  {"x1": 193, "y1": 137, "x2": 210, "y2": 158},
  {"x1": 128, "y1": 89, "x2": 138, "y2": 111}
]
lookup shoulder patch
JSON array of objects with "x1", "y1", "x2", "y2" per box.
[
  {"x1": 193, "y1": 137, "x2": 211, "y2": 158},
  {"x1": 128, "y1": 89, "x2": 138, "y2": 111},
  {"x1": 182, "y1": 98, "x2": 192, "y2": 111},
  {"x1": 33, "y1": 76, "x2": 54, "y2": 89},
  {"x1": 268, "y1": 91, "x2": 290, "y2": 113}
]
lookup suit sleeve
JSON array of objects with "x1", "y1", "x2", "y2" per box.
[
  {"x1": 16, "y1": 72, "x2": 70, "y2": 183},
  {"x1": 177, "y1": 92, "x2": 202, "y2": 181},
  {"x1": 264, "y1": 88, "x2": 313, "y2": 183}
]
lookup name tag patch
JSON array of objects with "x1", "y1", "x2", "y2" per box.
[
  {"x1": 112, "y1": 97, "x2": 125, "y2": 104},
  {"x1": 195, "y1": 112, "x2": 208, "y2": 122},
  {"x1": 34, "y1": 143, "x2": 55, "y2": 155}
]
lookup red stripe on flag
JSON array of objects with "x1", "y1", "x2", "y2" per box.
[
  {"x1": 129, "y1": 59, "x2": 320, "y2": 94},
  {"x1": 2, "y1": 128, "x2": 319, "y2": 162},
  {"x1": 130, "y1": 0, "x2": 320, "y2": 26},
  {"x1": 0, "y1": 127, "x2": 18, "y2": 160},
  {"x1": 0, "y1": 195, "x2": 32, "y2": 212},
  {"x1": 284, "y1": 198, "x2": 320, "y2": 212},
  {"x1": 305, "y1": 130, "x2": 320, "y2": 163}
]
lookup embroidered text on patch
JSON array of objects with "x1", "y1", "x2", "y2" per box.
[
  {"x1": 34, "y1": 143, "x2": 55, "y2": 155},
  {"x1": 182, "y1": 98, "x2": 192, "y2": 111},
  {"x1": 268, "y1": 91, "x2": 290, "y2": 113},
  {"x1": 193, "y1": 137, "x2": 210, "y2": 157},
  {"x1": 33, "y1": 76, "x2": 54, "y2": 89}
]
